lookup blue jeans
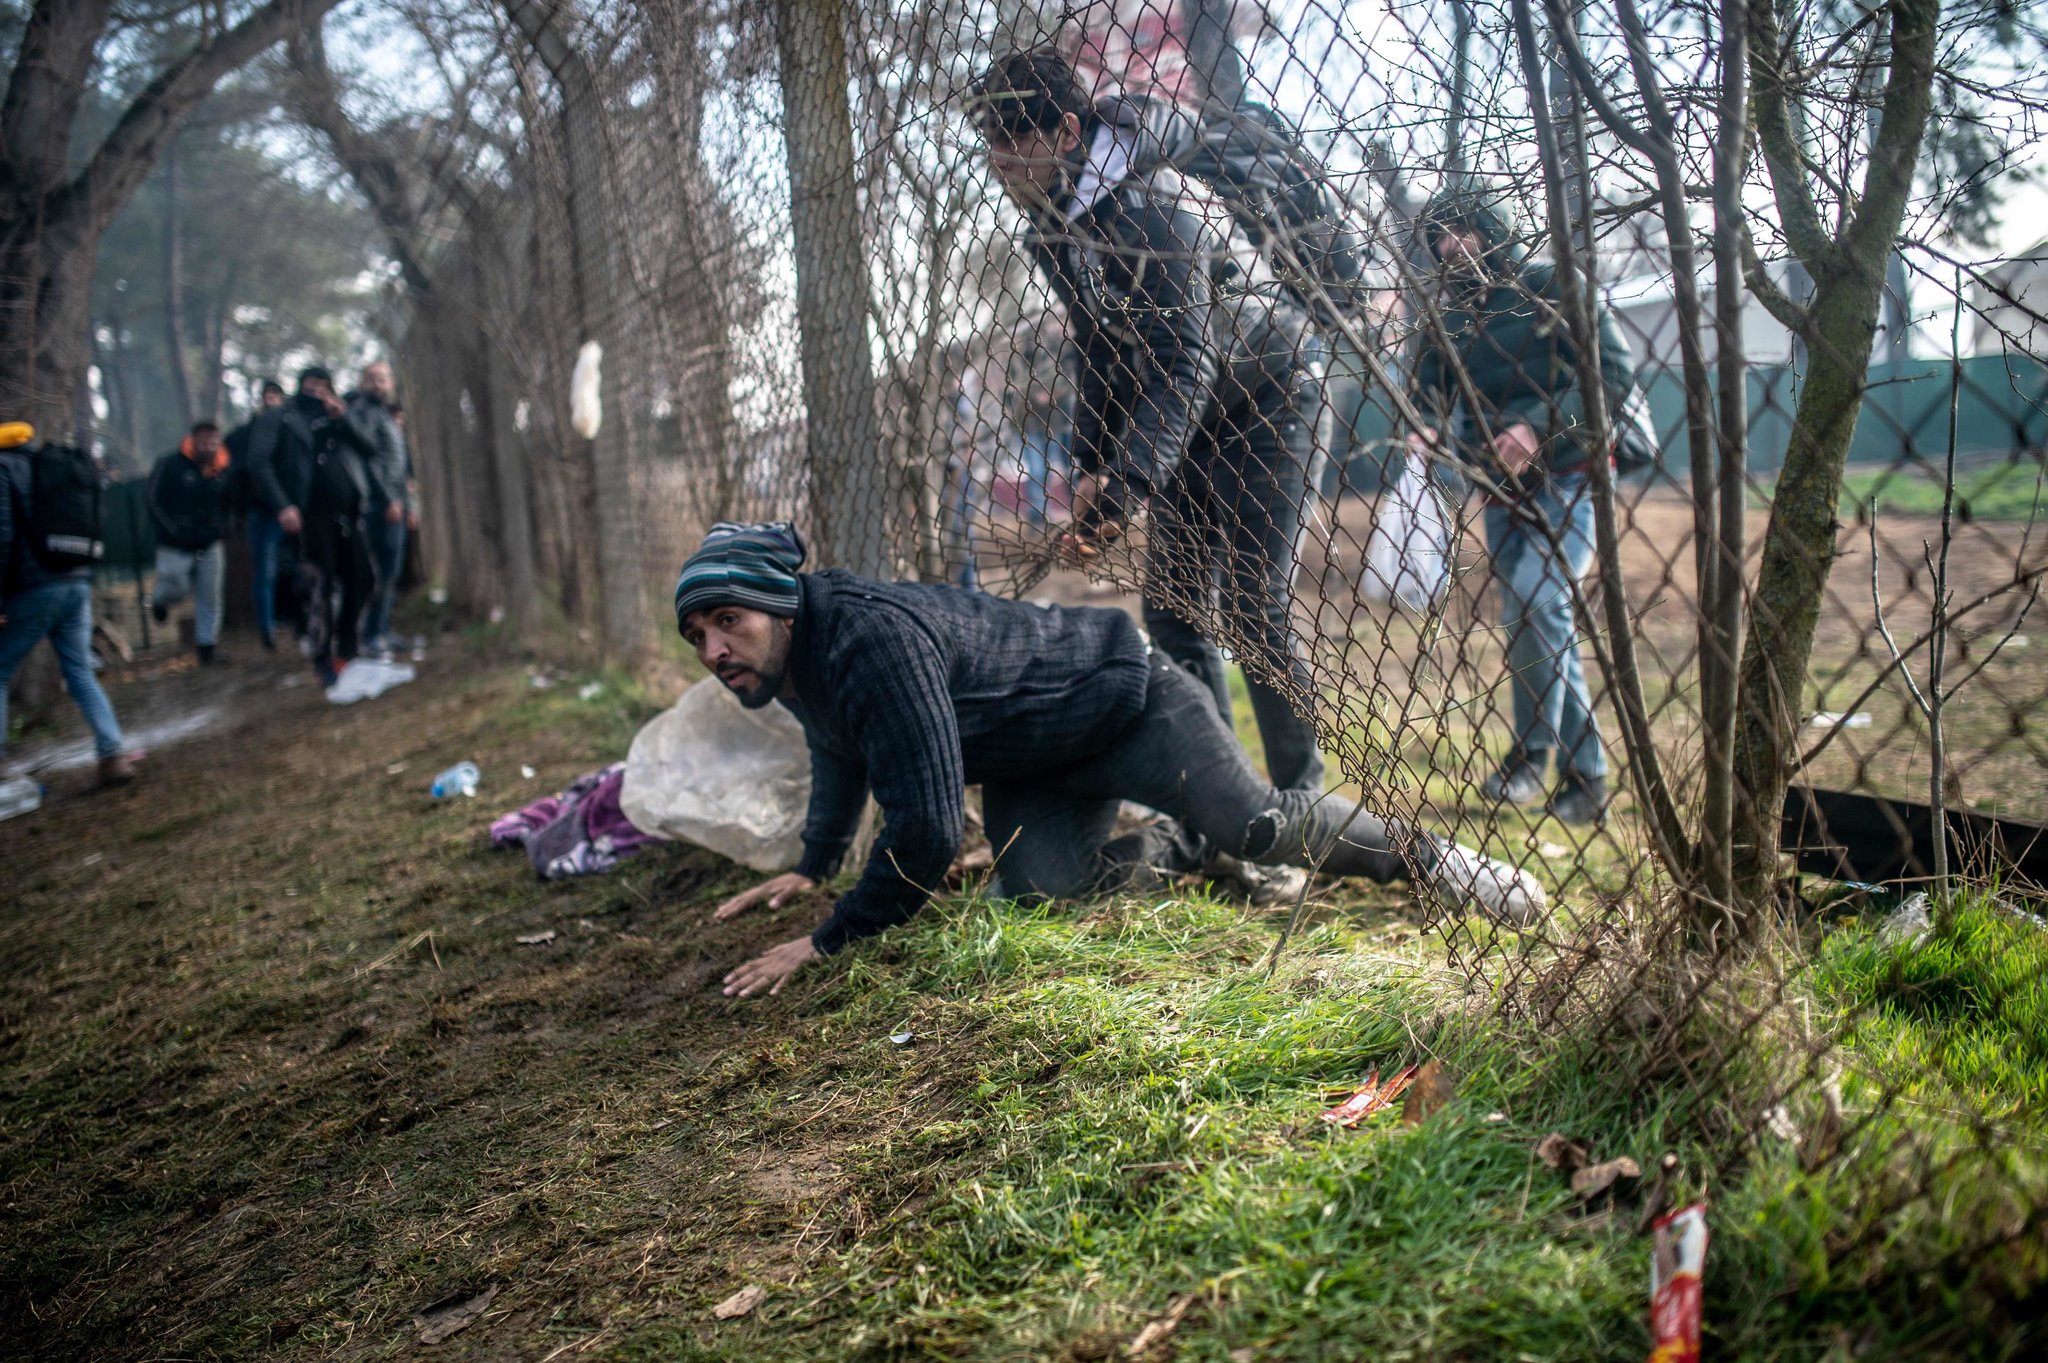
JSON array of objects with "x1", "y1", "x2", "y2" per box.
[
  {"x1": 248, "y1": 512, "x2": 284, "y2": 639},
  {"x1": 362, "y1": 516, "x2": 406, "y2": 647},
  {"x1": 1016, "y1": 429, "x2": 1064, "y2": 525},
  {"x1": 153, "y1": 543, "x2": 224, "y2": 646},
  {"x1": 0, "y1": 579, "x2": 127, "y2": 759},
  {"x1": 1483, "y1": 475, "x2": 1606, "y2": 781},
  {"x1": 943, "y1": 459, "x2": 979, "y2": 590}
]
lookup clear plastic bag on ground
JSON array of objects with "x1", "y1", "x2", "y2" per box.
[
  {"x1": 620, "y1": 681, "x2": 811, "y2": 872},
  {"x1": 1362, "y1": 455, "x2": 1453, "y2": 612}
]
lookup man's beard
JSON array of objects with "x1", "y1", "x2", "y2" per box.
[
  {"x1": 719, "y1": 620, "x2": 792, "y2": 709},
  {"x1": 725, "y1": 663, "x2": 786, "y2": 710}
]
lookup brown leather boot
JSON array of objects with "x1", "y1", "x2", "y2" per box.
[{"x1": 97, "y1": 753, "x2": 136, "y2": 788}]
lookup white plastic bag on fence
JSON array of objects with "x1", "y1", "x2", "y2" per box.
[
  {"x1": 1362, "y1": 456, "x2": 1454, "y2": 612},
  {"x1": 620, "y1": 681, "x2": 812, "y2": 872}
]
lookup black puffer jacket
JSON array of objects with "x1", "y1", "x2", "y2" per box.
[
  {"x1": 1023, "y1": 99, "x2": 1312, "y2": 511},
  {"x1": 1409, "y1": 188, "x2": 1640, "y2": 484}
]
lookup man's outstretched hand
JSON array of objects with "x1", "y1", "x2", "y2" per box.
[
  {"x1": 1057, "y1": 473, "x2": 1125, "y2": 563},
  {"x1": 723, "y1": 934, "x2": 818, "y2": 998},
  {"x1": 713, "y1": 871, "x2": 816, "y2": 922}
]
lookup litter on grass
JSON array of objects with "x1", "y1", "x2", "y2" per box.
[
  {"x1": 1806, "y1": 710, "x2": 1873, "y2": 729},
  {"x1": 1649, "y1": 1205, "x2": 1710, "y2": 1363},
  {"x1": 712, "y1": 1284, "x2": 766, "y2": 1320},
  {"x1": 1320, "y1": 1065, "x2": 1420, "y2": 1127},
  {"x1": 516, "y1": 929, "x2": 557, "y2": 946},
  {"x1": 888, "y1": 1030, "x2": 915, "y2": 1046},
  {"x1": 577, "y1": 681, "x2": 604, "y2": 700},
  {"x1": 521, "y1": 764, "x2": 537, "y2": 779},
  {"x1": 413, "y1": 1285, "x2": 498, "y2": 1344}
]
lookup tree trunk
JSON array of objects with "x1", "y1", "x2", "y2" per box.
[
  {"x1": 1730, "y1": 0, "x2": 1941, "y2": 916},
  {"x1": 0, "y1": 0, "x2": 347, "y2": 435},
  {"x1": 774, "y1": 0, "x2": 890, "y2": 577},
  {"x1": 162, "y1": 141, "x2": 195, "y2": 425}
]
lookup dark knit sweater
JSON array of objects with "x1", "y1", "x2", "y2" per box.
[{"x1": 782, "y1": 570, "x2": 1151, "y2": 953}]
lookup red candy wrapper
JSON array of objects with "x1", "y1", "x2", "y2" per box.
[{"x1": 1648, "y1": 1204, "x2": 1709, "y2": 1363}]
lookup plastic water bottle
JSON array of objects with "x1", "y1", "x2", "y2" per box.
[
  {"x1": 0, "y1": 775, "x2": 45, "y2": 822},
  {"x1": 431, "y1": 762, "x2": 480, "y2": 799}
]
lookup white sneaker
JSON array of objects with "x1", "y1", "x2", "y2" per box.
[
  {"x1": 325, "y1": 660, "x2": 381, "y2": 705},
  {"x1": 1425, "y1": 839, "x2": 1549, "y2": 927},
  {"x1": 1207, "y1": 851, "x2": 1311, "y2": 908}
]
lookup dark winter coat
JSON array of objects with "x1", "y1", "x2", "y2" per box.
[
  {"x1": 246, "y1": 394, "x2": 388, "y2": 520},
  {"x1": 1409, "y1": 189, "x2": 1640, "y2": 485},
  {"x1": 0, "y1": 448, "x2": 91, "y2": 595},
  {"x1": 146, "y1": 446, "x2": 231, "y2": 551},
  {"x1": 344, "y1": 392, "x2": 411, "y2": 516},
  {"x1": 1023, "y1": 102, "x2": 1313, "y2": 511},
  {"x1": 782, "y1": 570, "x2": 1152, "y2": 953}
]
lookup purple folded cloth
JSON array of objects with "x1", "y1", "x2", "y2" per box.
[{"x1": 489, "y1": 763, "x2": 662, "y2": 879}]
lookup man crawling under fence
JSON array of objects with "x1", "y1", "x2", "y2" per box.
[{"x1": 678, "y1": 522, "x2": 1547, "y2": 998}]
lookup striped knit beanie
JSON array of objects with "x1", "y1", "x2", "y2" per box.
[{"x1": 673, "y1": 521, "x2": 808, "y2": 629}]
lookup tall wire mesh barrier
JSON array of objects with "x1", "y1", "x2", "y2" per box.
[{"x1": 382, "y1": 0, "x2": 2047, "y2": 1320}]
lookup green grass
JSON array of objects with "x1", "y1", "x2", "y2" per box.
[
  {"x1": 1838, "y1": 456, "x2": 2048, "y2": 521},
  {"x1": 3, "y1": 649, "x2": 2043, "y2": 1361}
]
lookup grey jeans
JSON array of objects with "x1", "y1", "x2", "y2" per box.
[
  {"x1": 986, "y1": 653, "x2": 1409, "y2": 900},
  {"x1": 152, "y1": 542, "x2": 224, "y2": 646}
]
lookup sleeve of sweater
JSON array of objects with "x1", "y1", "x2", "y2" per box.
[
  {"x1": 807, "y1": 616, "x2": 965, "y2": 955},
  {"x1": 794, "y1": 732, "x2": 868, "y2": 884}
]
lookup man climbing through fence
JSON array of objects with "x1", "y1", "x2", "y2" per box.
[
  {"x1": 1408, "y1": 188, "x2": 1643, "y2": 825},
  {"x1": 673, "y1": 522, "x2": 1546, "y2": 998},
  {"x1": 966, "y1": 49, "x2": 1330, "y2": 801}
]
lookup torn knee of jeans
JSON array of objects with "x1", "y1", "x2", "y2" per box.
[{"x1": 1241, "y1": 808, "x2": 1284, "y2": 861}]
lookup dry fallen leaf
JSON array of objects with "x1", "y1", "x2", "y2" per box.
[
  {"x1": 1126, "y1": 1292, "x2": 1197, "y2": 1357},
  {"x1": 1570, "y1": 1156, "x2": 1642, "y2": 1201},
  {"x1": 712, "y1": 1284, "x2": 767, "y2": 1320},
  {"x1": 1400, "y1": 1059, "x2": 1456, "y2": 1125},
  {"x1": 413, "y1": 1284, "x2": 498, "y2": 1344},
  {"x1": 1535, "y1": 1132, "x2": 1590, "y2": 1173}
]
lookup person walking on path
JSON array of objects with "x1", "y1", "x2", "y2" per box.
[
  {"x1": 226, "y1": 380, "x2": 288, "y2": 651},
  {"x1": 1408, "y1": 188, "x2": 1637, "y2": 824},
  {"x1": 146, "y1": 421, "x2": 233, "y2": 664},
  {"x1": 246, "y1": 367, "x2": 390, "y2": 687},
  {"x1": 674, "y1": 522, "x2": 1544, "y2": 999},
  {"x1": 0, "y1": 424, "x2": 133, "y2": 786},
  {"x1": 347, "y1": 362, "x2": 411, "y2": 658}
]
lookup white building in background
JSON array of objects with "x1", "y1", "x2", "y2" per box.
[{"x1": 1971, "y1": 240, "x2": 2048, "y2": 359}]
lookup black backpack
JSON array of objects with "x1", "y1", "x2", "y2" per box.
[
  {"x1": 1119, "y1": 96, "x2": 1367, "y2": 326},
  {"x1": 25, "y1": 442, "x2": 105, "y2": 568}
]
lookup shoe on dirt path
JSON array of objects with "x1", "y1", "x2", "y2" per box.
[
  {"x1": 1207, "y1": 851, "x2": 1310, "y2": 908},
  {"x1": 96, "y1": 753, "x2": 137, "y2": 788}
]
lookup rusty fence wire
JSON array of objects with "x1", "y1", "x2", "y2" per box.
[{"x1": 373, "y1": 0, "x2": 2048, "y2": 1330}]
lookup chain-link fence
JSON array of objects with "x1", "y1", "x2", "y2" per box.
[{"x1": 376, "y1": 0, "x2": 2046, "y2": 1328}]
